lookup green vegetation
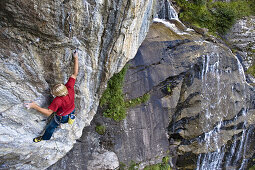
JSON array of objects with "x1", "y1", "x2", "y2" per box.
[
  {"x1": 250, "y1": 166, "x2": 255, "y2": 170},
  {"x1": 118, "y1": 160, "x2": 139, "y2": 170},
  {"x1": 247, "y1": 64, "x2": 255, "y2": 77},
  {"x1": 119, "y1": 162, "x2": 126, "y2": 170},
  {"x1": 100, "y1": 65, "x2": 150, "y2": 121},
  {"x1": 125, "y1": 93, "x2": 150, "y2": 108},
  {"x1": 100, "y1": 65, "x2": 128, "y2": 121},
  {"x1": 247, "y1": 42, "x2": 255, "y2": 56},
  {"x1": 166, "y1": 84, "x2": 171, "y2": 94},
  {"x1": 128, "y1": 160, "x2": 140, "y2": 170},
  {"x1": 251, "y1": 49, "x2": 255, "y2": 54},
  {"x1": 247, "y1": 43, "x2": 255, "y2": 77},
  {"x1": 144, "y1": 156, "x2": 171, "y2": 170},
  {"x1": 176, "y1": 0, "x2": 255, "y2": 35},
  {"x1": 249, "y1": 162, "x2": 255, "y2": 170},
  {"x1": 118, "y1": 157, "x2": 171, "y2": 170},
  {"x1": 95, "y1": 125, "x2": 106, "y2": 135}
]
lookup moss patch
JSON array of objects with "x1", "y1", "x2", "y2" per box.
[
  {"x1": 176, "y1": 0, "x2": 254, "y2": 35},
  {"x1": 125, "y1": 93, "x2": 150, "y2": 108},
  {"x1": 118, "y1": 157, "x2": 171, "y2": 170},
  {"x1": 128, "y1": 160, "x2": 140, "y2": 170},
  {"x1": 166, "y1": 83, "x2": 172, "y2": 94},
  {"x1": 247, "y1": 64, "x2": 255, "y2": 77},
  {"x1": 95, "y1": 125, "x2": 106, "y2": 135},
  {"x1": 119, "y1": 162, "x2": 126, "y2": 170},
  {"x1": 118, "y1": 160, "x2": 140, "y2": 170},
  {"x1": 144, "y1": 156, "x2": 172, "y2": 170}
]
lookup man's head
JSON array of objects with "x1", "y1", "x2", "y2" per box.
[{"x1": 51, "y1": 84, "x2": 68, "y2": 97}]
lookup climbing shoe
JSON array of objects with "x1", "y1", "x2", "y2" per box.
[{"x1": 33, "y1": 136, "x2": 43, "y2": 143}]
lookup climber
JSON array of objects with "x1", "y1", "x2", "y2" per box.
[{"x1": 25, "y1": 50, "x2": 79, "y2": 143}]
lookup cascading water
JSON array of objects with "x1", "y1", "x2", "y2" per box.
[
  {"x1": 154, "y1": 1, "x2": 255, "y2": 169},
  {"x1": 196, "y1": 48, "x2": 225, "y2": 170},
  {"x1": 196, "y1": 46, "x2": 251, "y2": 170},
  {"x1": 222, "y1": 60, "x2": 251, "y2": 170},
  {"x1": 157, "y1": 0, "x2": 178, "y2": 20}
]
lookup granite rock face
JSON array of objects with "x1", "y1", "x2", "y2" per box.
[
  {"x1": 144, "y1": 20, "x2": 255, "y2": 169},
  {"x1": 0, "y1": 0, "x2": 156, "y2": 169},
  {"x1": 129, "y1": 21, "x2": 255, "y2": 169},
  {"x1": 224, "y1": 16, "x2": 255, "y2": 70},
  {"x1": 49, "y1": 20, "x2": 180, "y2": 170},
  {"x1": 123, "y1": 19, "x2": 255, "y2": 169},
  {"x1": 2, "y1": 0, "x2": 255, "y2": 169},
  {"x1": 49, "y1": 17, "x2": 255, "y2": 169}
]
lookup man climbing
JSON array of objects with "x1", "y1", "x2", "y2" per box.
[{"x1": 25, "y1": 50, "x2": 79, "y2": 143}]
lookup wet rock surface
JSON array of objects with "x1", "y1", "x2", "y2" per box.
[{"x1": 136, "y1": 22, "x2": 255, "y2": 169}]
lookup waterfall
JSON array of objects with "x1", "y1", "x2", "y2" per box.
[
  {"x1": 196, "y1": 49, "x2": 225, "y2": 170},
  {"x1": 153, "y1": 1, "x2": 254, "y2": 169},
  {"x1": 196, "y1": 46, "x2": 251, "y2": 170},
  {"x1": 154, "y1": 1, "x2": 193, "y2": 34},
  {"x1": 156, "y1": 0, "x2": 178, "y2": 20},
  {"x1": 222, "y1": 58, "x2": 251, "y2": 170}
]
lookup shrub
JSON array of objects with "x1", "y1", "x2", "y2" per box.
[
  {"x1": 249, "y1": 0, "x2": 255, "y2": 15},
  {"x1": 100, "y1": 65, "x2": 150, "y2": 121},
  {"x1": 211, "y1": 2, "x2": 237, "y2": 34},
  {"x1": 100, "y1": 65, "x2": 128, "y2": 121},
  {"x1": 176, "y1": 0, "x2": 254, "y2": 35}
]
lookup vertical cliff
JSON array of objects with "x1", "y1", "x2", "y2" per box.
[
  {"x1": 0, "y1": 0, "x2": 157, "y2": 169},
  {"x1": 2, "y1": 0, "x2": 255, "y2": 169},
  {"x1": 50, "y1": 6, "x2": 255, "y2": 170}
]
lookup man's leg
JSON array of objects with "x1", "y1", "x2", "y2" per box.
[
  {"x1": 33, "y1": 116, "x2": 59, "y2": 142},
  {"x1": 42, "y1": 116, "x2": 59, "y2": 140}
]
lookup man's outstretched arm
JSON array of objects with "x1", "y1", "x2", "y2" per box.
[
  {"x1": 25, "y1": 102, "x2": 53, "y2": 117},
  {"x1": 71, "y1": 51, "x2": 79, "y2": 79}
]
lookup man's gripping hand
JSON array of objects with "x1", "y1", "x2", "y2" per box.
[
  {"x1": 24, "y1": 101, "x2": 37, "y2": 109},
  {"x1": 24, "y1": 101, "x2": 53, "y2": 117},
  {"x1": 73, "y1": 50, "x2": 78, "y2": 59},
  {"x1": 71, "y1": 50, "x2": 79, "y2": 79}
]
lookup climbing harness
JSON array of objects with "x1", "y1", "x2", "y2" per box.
[{"x1": 54, "y1": 114, "x2": 62, "y2": 126}]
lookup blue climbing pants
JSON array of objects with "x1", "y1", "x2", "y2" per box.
[{"x1": 42, "y1": 110, "x2": 75, "y2": 140}]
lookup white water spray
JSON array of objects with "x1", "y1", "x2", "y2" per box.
[{"x1": 196, "y1": 46, "x2": 251, "y2": 170}]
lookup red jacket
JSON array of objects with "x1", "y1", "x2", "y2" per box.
[{"x1": 48, "y1": 77, "x2": 76, "y2": 116}]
